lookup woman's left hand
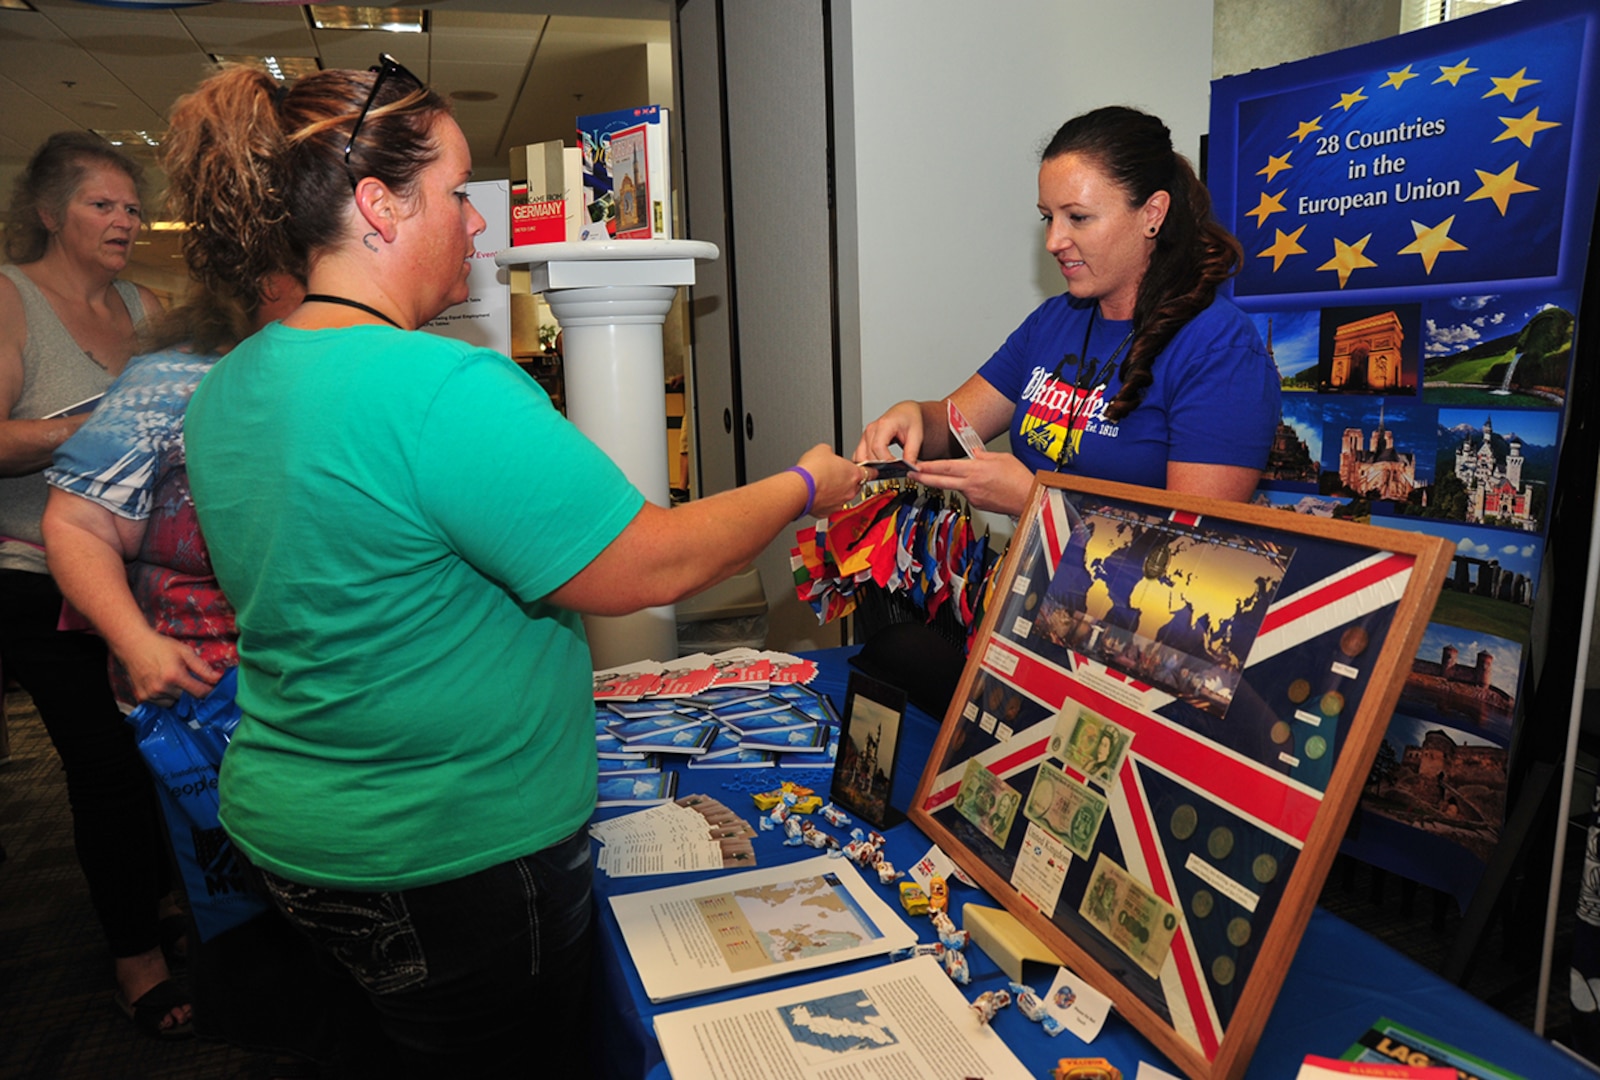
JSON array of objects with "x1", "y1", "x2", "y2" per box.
[{"x1": 907, "y1": 449, "x2": 1036, "y2": 517}]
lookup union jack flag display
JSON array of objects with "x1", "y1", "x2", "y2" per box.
[{"x1": 912, "y1": 479, "x2": 1447, "y2": 1076}]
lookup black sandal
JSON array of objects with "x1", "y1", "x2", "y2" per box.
[{"x1": 116, "y1": 977, "x2": 194, "y2": 1040}]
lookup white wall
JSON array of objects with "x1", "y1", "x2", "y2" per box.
[{"x1": 833, "y1": 0, "x2": 1216, "y2": 440}]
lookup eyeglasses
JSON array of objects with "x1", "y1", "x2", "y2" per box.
[{"x1": 342, "y1": 53, "x2": 422, "y2": 170}]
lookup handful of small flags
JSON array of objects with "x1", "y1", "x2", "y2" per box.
[{"x1": 790, "y1": 485, "x2": 1002, "y2": 640}]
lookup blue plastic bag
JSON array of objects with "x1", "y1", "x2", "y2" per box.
[{"x1": 128, "y1": 667, "x2": 269, "y2": 942}]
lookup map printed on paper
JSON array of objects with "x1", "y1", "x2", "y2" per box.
[
  {"x1": 698, "y1": 873, "x2": 884, "y2": 973},
  {"x1": 780, "y1": 989, "x2": 900, "y2": 1062},
  {"x1": 921, "y1": 486, "x2": 1416, "y2": 1060}
]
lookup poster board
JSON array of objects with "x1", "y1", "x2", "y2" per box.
[
  {"x1": 1208, "y1": 0, "x2": 1600, "y2": 909},
  {"x1": 909, "y1": 473, "x2": 1450, "y2": 1080}
]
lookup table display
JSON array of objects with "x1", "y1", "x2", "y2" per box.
[
  {"x1": 591, "y1": 648, "x2": 1592, "y2": 1080},
  {"x1": 908, "y1": 474, "x2": 1453, "y2": 1080}
]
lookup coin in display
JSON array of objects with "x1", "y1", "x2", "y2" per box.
[
  {"x1": 1191, "y1": 889, "x2": 1215, "y2": 918},
  {"x1": 1170, "y1": 804, "x2": 1198, "y2": 841},
  {"x1": 1320, "y1": 691, "x2": 1345, "y2": 717},
  {"x1": 1305, "y1": 734, "x2": 1328, "y2": 760},
  {"x1": 1212, "y1": 956, "x2": 1236, "y2": 986},
  {"x1": 1227, "y1": 917, "x2": 1252, "y2": 947},
  {"x1": 1340, "y1": 626, "x2": 1371, "y2": 657},
  {"x1": 1270, "y1": 720, "x2": 1292, "y2": 745},
  {"x1": 1287, "y1": 678, "x2": 1311, "y2": 704},
  {"x1": 1207, "y1": 826, "x2": 1234, "y2": 860},
  {"x1": 1253, "y1": 853, "x2": 1279, "y2": 884}
]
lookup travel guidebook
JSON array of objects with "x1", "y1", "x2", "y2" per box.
[
  {"x1": 1342, "y1": 1017, "x2": 1524, "y2": 1080},
  {"x1": 609, "y1": 855, "x2": 917, "y2": 1002},
  {"x1": 576, "y1": 103, "x2": 670, "y2": 240}
]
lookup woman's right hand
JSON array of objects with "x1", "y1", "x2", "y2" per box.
[
  {"x1": 118, "y1": 627, "x2": 221, "y2": 706},
  {"x1": 853, "y1": 400, "x2": 926, "y2": 466},
  {"x1": 796, "y1": 444, "x2": 871, "y2": 517}
]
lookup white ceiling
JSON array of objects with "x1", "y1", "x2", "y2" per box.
[{"x1": 0, "y1": 0, "x2": 672, "y2": 277}]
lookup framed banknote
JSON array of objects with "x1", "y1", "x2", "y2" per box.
[{"x1": 909, "y1": 473, "x2": 1451, "y2": 1080}]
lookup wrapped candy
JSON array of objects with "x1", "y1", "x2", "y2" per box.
[
  {"x1": 1010, "y1": 981, "x2": 1065, "y2": 1037},
  {"x1": 801, "y1": 821, "x2": 836, "y2": 850},
  {"x1": 970, "y1": 988, "x2": 1011, "y2": 1024},
  {"x1": 941, "y1": 944, "x2": 971, "y2": 985},
  {"x1": 820, "y1": 802, "x2": 851, "y2": 827},
  {"x1": 875, "y1": 859, "x2": 902, "y2": 885},
  {"x1": 931, "y1": 910, "x2": 969, "y2": 951},
  {"x1": 782, "y1": 816, "x2": 805, "y2": 846}
]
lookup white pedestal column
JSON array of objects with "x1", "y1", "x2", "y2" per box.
[{"x1": 496, "y1": 240, "x2": 720, "y2": 669}]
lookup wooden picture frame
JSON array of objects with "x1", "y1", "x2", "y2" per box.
[
  {"x1": 831, "y1": 670, "x2": 909, "y2": 828},
  {"x1": 909, "y1": 474, "x2": 1450, "y2": 1080}
]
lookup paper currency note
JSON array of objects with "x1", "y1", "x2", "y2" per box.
[
  {"x1": 1023, "y1": 760, "x2": 1107, "y2": 859},
  {"x1": 1078, "y1": 853, "x2": 1179, "y2": 978},
  {"x1": 1052, "y1": 707, "x2": 1132, "y2": 787},
  {"x1": 952, "y1": 759, "x2": 1022, "y2": 848}
]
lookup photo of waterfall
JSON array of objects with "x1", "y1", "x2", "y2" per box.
[{"x1": 1419, "y1": 291, "x2": 1576, "y2": 407}]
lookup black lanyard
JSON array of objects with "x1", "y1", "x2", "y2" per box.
[{"x1": 1038, "y1": 307, "x2": 1134, "y2": 470}]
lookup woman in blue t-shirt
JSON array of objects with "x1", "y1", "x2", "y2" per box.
[{"x1": 856, "y1": 106, "x2": 1280, "y2": 515}]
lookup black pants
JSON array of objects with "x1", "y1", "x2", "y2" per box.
[{"x1": 0, "y1": 568, "x2": 170, "y2": 958}]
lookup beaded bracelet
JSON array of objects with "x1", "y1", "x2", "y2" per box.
[{"x1": 785, "y1": 465, "x2": 816, "y2": 520}]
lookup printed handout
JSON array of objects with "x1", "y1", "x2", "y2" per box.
[{"x1": 653, "y1": 955, "x2": 1031, "y2": 1080}]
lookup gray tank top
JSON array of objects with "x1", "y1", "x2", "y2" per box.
[{"x1": 0, "y1": 263, "x2": 148, "y2": 574}]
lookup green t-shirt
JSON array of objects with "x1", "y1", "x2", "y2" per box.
[{"x1": 186, "y1": 323, "x2": 644, "y2": 889}]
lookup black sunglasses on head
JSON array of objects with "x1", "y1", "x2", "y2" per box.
[{"x1": 342, "y1": 53, "x2": 424, "y2": 170}]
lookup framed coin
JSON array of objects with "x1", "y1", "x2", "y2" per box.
[
  {"x1": 1211, "y1": 955, "x2": 1236, "y2": 986},
  {"x1": 1207, "y1": 826, "x2": 1234, "y2": 860},
  {"x1": 1319, "y1": 691, "x2": 1345, "y2": 717},
  {"x1": 1252, "y1": 853, "x2": 1279, "y2": 884},
  {"x1": 1191, "y1": 889, "x2": 1215, "y2": 918},
  {"x1": 1304, "y1": 734, "x2": 1328, "y2": 760},
  {"x1": 1340, "y1": 625, "x2": 1370, "y2": 657},
  {"x1": 1286, "y1": 678, "x2": 1311, "y2": 704},
  {"x1": 1170, "y1": 804, "x2": 1199, "y2": 841},
  {"x1": 1270, "y1": 720, "x2": 1292, "y2": 745},
  {"x1": 1226, "y1": 917, "x2": 1251, "y2": 947},
  {"x1": 1025, "y1": 591, "x2": 1040, "y2": 612}
]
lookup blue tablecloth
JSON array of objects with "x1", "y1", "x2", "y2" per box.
[{"x1": 591, "y1": 647, "x2": 1595, "y2": 1079}]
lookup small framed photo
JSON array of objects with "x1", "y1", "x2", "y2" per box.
[{"x1": 830, "y1": 671, "x2": 908, "y2": 828}]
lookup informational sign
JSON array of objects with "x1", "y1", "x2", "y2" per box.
[
  {"x1": 1208, "y1": 0, "x2": 1600, "y2": 907},
  {"x1": 423, "y1": 178, "x2": 511, "y2": 355}
]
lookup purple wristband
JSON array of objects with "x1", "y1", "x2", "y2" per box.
[{"x1": 786, "y1": 465, "x2": 817, "y2": 520}]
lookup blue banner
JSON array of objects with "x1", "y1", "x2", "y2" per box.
[{"x1": 1210, "y1": 0, "x2": 1600, "y2": 909}]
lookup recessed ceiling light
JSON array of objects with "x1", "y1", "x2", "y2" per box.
[
  {"x1": 449, "y1": 90, "x2": 498, "y2": 103},
  {"x1": 309, "y1": 6, "x2": 426, "y2": 33},
  {"x1": 149, "y1": 222, "x2": 189, "y2": 232},
  {"x1": 91, "y1": 129, "x2": 162, "y2": 148},
  {"x1": 212, "y1": 54, "x2": 323, "y2": 82},
  {"x1": 0, "y1": 0, "x2": 38, "y2": 11}
]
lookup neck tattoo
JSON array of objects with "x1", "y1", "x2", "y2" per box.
[{"x1": 362, "y1": 231, "x2": 380, "y2": 253}]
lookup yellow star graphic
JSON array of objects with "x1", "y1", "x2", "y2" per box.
[
  {"x1": 1397, "y1": 216, "x2": 1468, "y2": 275},
  {"x1": 1382, "y1": 65, "x2": 1418, "y2": 90},
  {"x1": 1466, "y1": 161, "x2": 1539, "y2": 215},
  {"x1": 1317, "y1": 234, "x2": 1377, "y2": 288},
  {"x1": 1335, "y1": 87, "x2": 1368, "y2": 111},
  {"x1": 1289, "y1": 117, "x2": 1323, "y2": 143},
  {"x1": 1256, "y1": 225, "x2": 1307, "y2": 272},
  {"x1": 1257, "y1": 152, "x2": 1293, "y2": 182},
  {"x1": 1246, "y1": 189, "x2": 1288, "y2": 228},
  {"x1": 1434, "y1": 58, "x2": 1478, "y2": 86},
  {"x1": 1483, "y1": 67, "x2": 1540, "y2": 102},
  {"x1": 1494, "y1": 106, "x2": 1561, "y2": 148}
]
